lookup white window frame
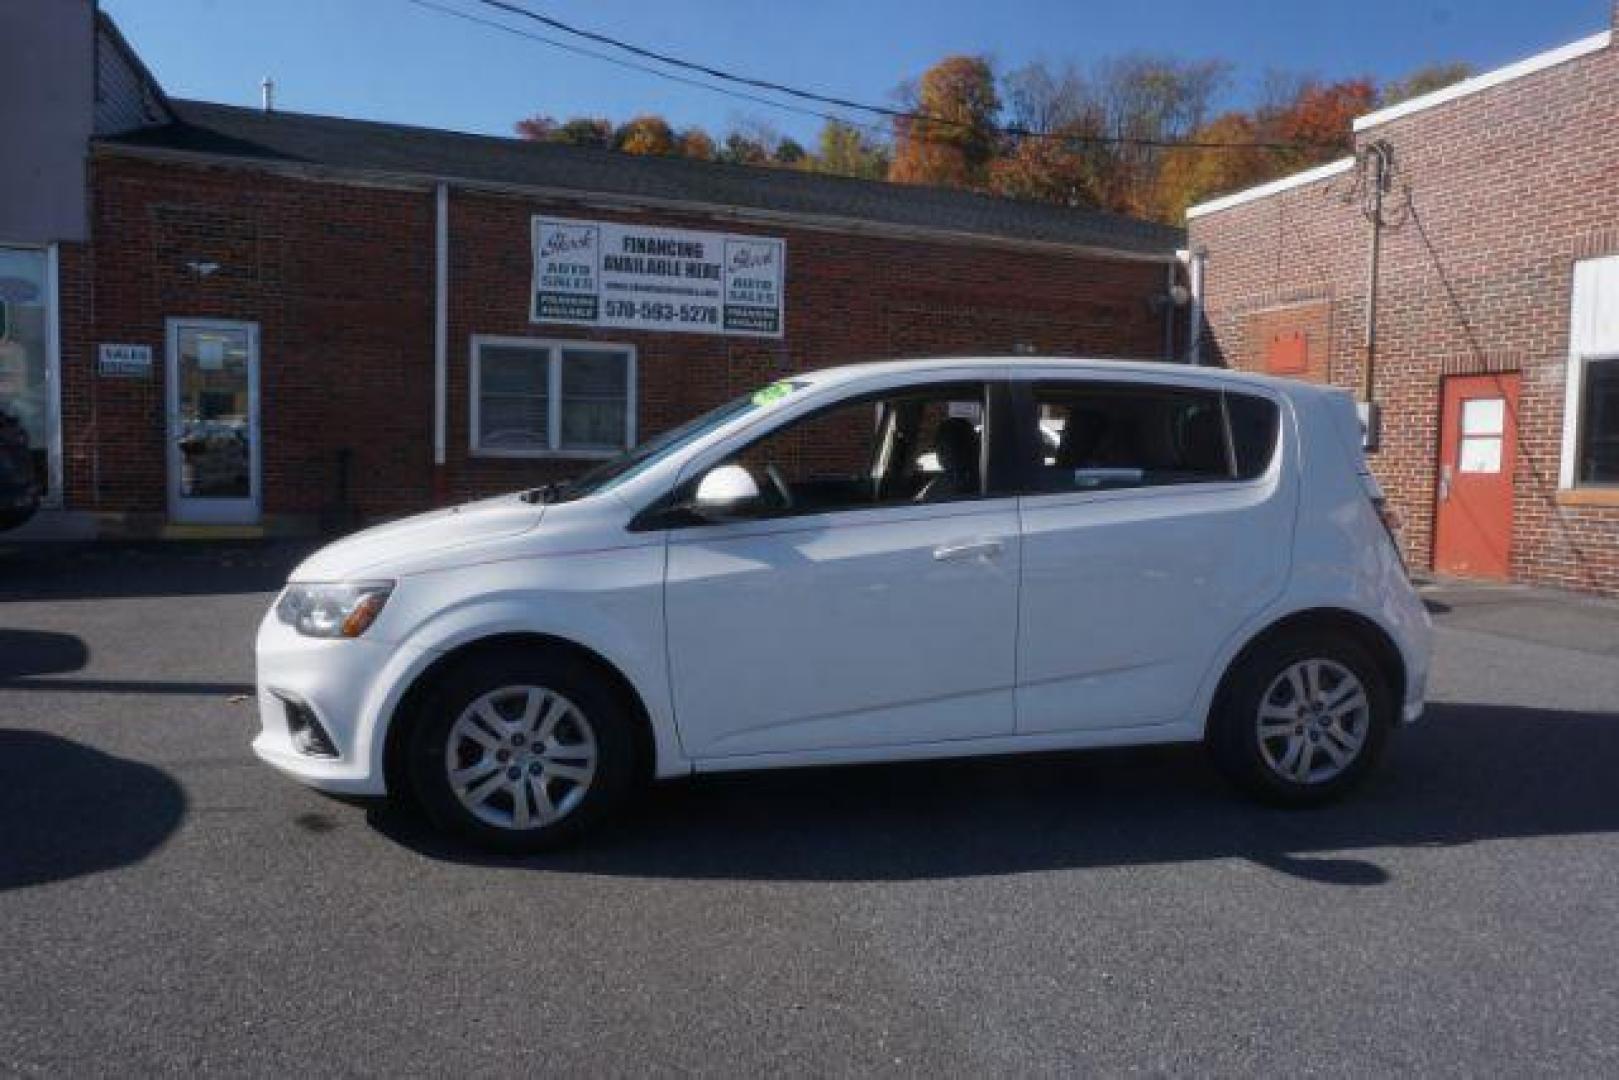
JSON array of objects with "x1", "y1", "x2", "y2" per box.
[
  {"x1": 1563, "y1": 351, "x2": 1619, "y2": 489},
  {"x1": 469, "y1": 336, "x2": 637, "y2": 459},
  {"x1": 1562, "y1": 255, "x2": 1619, "y2": 490}
]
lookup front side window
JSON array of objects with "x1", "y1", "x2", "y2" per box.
[
  {"x1": 472, "y1": 338, "x2": 632, "y2": 456},
  {"x1": 702, "y1": 382, "x2": 991, "y2": 517},
  {"x1": 1026, "y1": 381, "x2": 1254, "y2": 493},
  {"x1": 1576, "y1": 357, "x2": 1619, "y2": 486}
]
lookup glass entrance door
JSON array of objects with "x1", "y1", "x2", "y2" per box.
[
  {"x1": 166, "y1": 320, "x2": 260, "y2": 524},
  {"x1": 0, "y1": 246, "x2": 58, "y2": 505}
]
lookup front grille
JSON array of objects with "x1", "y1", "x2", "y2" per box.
[{"x1": 275, "y1": 692, "x2": 339, "y2": 758}]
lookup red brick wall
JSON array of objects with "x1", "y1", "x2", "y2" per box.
[
  {"x1": 70, "y1": 155, "x2": 435, "y2": 522},
  {"x1": 1190, "y1": 32, "x2": 1619, "y2": 597},
  {"x1": 69, "y1": 153, "x2": 1175, "y2": 521}
]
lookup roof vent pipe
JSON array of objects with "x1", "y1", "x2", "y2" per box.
[{"x1": 261, "y1": 76, "x2": 275, "y2": 112}]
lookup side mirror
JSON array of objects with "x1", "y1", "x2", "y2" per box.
[{"x1": 689, "y1": 464, "x2": 762, "y2": 520}]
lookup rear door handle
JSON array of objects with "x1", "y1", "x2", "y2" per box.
[{"x1": 933, "y1": 539, "x2": 1003, "y2": 562}]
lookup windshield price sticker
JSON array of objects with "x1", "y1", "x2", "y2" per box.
[{"x1": 533, "y1": 217, "x2": 784, "y2": 338}]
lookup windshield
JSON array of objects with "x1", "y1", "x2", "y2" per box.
[{"x1": 549, "y1": 380, "x2": 808, "y2": 502}]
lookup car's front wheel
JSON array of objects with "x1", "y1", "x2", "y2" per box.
[
  {"x1": 1208, "y1": 632, "x2": 1394, "y2": 806},
  {"x1": 407, "y1": 649, "x2": 638, "y2": 852}
]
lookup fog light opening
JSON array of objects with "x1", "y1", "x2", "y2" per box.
[{"x1": 275, "y1": 692, "x2": 339, "y2": 758}]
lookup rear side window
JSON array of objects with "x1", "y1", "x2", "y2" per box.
[
  {"x1": 1029, "y1": 382, "x2": 1233, "y2": 492},
  {"x1": 1225, "y1": 391, "x2": 1281, "y2": 480}
]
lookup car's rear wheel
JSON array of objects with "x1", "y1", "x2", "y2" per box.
[
  {"x1": 1208, "y1": 632, "x2": 1393, "y2": 805},
  {"x1": 407, "y1": 649, "x2": 638, "y2": 852}
]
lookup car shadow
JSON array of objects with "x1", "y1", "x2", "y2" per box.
[
  {"x1": 369, "y1": 702, "x2": 1619, "y2": 885},
  {"x1": 0, "y1": 730, "x2": 186, "y2": 891},
  {"x1": 0, "y1": 628, "x2": 89, "y2": 679}
]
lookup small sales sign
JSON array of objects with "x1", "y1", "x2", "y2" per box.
[
  {"x1": 532, "y1": 216, "x2": 784, "y2": 338},
  {"x1": 98, "y1": 343, "x2": 153, "y2": 377}
]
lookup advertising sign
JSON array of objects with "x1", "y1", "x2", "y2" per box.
[
  {"x1": 98, "y1": 343, "x2": 153, "y2": 378},
  {"x1": 533, "y1": 216, "x2": 784, "y2": 338}
]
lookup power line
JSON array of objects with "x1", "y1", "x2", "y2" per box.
[
  {"x1": 398, "y1": 0, "x2": 893, "y2": 138},
  {"x1": 451, "y1": 0, "x2": 1325, "y2": 152}
]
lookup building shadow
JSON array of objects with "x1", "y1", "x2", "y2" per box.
[
  {"x1": 0, "y1": 730, "x2": 186, "y2": 891},
  {"x1": 370, "y1": 702, "x2": 1619, "y2": 885},
  {"x1": 0, "y1": 540, "x2": 319, "y2": 601}
]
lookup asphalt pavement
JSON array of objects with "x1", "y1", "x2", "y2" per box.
[{"x1": 2, "y1": 542, "x2": 1618, "y2": 1076}]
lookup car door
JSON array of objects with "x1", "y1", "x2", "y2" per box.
[
  {"x1": 662, "y1": 378, "x2": 1020, "y2": 761},
  {"x1": 1012, "y1": 374, "x2": 1294, "y2": 733}
]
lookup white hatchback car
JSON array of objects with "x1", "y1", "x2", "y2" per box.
[{"x1": 255, "y1": 358, "x2": 1431, "y2": 851}]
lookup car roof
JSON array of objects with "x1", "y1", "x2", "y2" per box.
[{"x1": 793, "y1": 357, "x2": 1337, "y2": 399}]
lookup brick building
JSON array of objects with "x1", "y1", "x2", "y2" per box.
[
  {"x1": 1188, "y1": 6, "x2": 1619, "y2": 596},
  {"x1": 2, "y1": 6, "x2": 1184, "y2": 539}
]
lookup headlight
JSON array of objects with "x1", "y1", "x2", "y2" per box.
[{"x1": 275, "y1": 582, "x2": 394, "y2": 638}]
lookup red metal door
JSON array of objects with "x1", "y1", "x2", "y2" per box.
[{"x1": 1433, "y1": 373, "x2": 1519, "y2": 580}]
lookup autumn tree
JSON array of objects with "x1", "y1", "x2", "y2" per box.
[
  {"x1": 515, "y1": 115, "x2": 614, "y2": 147},
  {"x1": 1264, "y1": 78, "x2": 1377, "y2": 166},
  {"x1": 514, "y1": 115, "x2": 559, "y2": 141},
  {"x1": 1090, "y1": 55, "x2": 1231, "y2": 217},
  {"x1": 1002, "y1": 60, "x2": 1090, "y2": 136},
  {"x1": 1151, "y1": 112, "x2": 1274, "y2": 222},
  {"x1": 889, "y1": 56, "x2": 1002, "y2": 188},
  {"x1": 613, "y1": 115, "x2": 677, "y2": 156},
  {"x1": 988, "y1": 121, "x2": 1110, "y2": 206},
  {"x1": 676, "y1": 127, "x2": 715, "y2": 160}
]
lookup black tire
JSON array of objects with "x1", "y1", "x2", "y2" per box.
[
  {"x1": 406, "y1": 647, "x2": 639, "y2": 853},
  {"x1": 1207, "y1": 631, "x2": 1394, "y2": 806}
]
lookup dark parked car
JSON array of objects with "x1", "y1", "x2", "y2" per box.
[{"x1": 0, "y1": 408, "x2": 40, "y2": 532}]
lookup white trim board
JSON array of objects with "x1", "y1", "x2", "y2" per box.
[
  {"x1": 1560, "y1": 254, "x2": 1619, "y2": 491},
  {"x1": 1355, "y1": 30, "x2": 1612, "y2": 132},
  {"x1": 1185, "y1": 158, "x2": 1354, "y2": 220}
]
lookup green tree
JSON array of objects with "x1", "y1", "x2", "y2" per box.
[
  {"x1": 717, "y1": 131, "x2": 770, "y2": 166},
  {"x1": 773, "y1": 137, "x2": 807, "y2": 166},
  {"x1": 1381, "y1": 62, "x2": 1474, "y2": 107},
  {"x1": 556, "y1": 117, "x2": 613, "y2": 148},
  {"x1": 813, "y1": 120, "x2": 890, "y2": 180}
]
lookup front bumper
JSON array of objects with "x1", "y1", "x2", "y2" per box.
[{"x1": 252, "y1": 608, "x2": 415, "y2": 797}]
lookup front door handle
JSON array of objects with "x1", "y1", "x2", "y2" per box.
[{"x1": 933, "y1": 539, "x2": 1004, "y2": 562}]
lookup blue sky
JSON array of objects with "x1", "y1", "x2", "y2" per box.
[{"x1": 102, "y1": 0, "x2": 1611, "y2": 144}]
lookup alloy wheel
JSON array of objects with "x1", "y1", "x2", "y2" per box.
[
  {"x1": 1255, "y1": 658, "x2": 1370, "y2": 785},
  {"x1": 444, "y1": 685, "x2": 598, "y2": 830}
]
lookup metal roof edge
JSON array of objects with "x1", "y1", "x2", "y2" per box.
[
  {"x1": 91, "y1": 141, "x2": 1182, "y2": 264},
  {"x1": 1184, "y1": 158, "x2": 1355, "y2": 221},
  {"x1": 1353, "y1": 29, "x2": 1612, "y2": 132}
]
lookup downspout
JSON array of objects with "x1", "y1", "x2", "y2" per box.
[
  {"x1": 433, "y1": 182, "x2": 448, "y2": 501},
  {"x1": 1184, "y1": 247, "x2": 1206, "y2": 366},
  {"x1": 1361, "y1": 141, "x2": 1391, "y2": 403}
]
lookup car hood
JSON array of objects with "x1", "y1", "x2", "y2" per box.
[{"x1": 291, "y1": 493, "x2": 544, "y2": 581}]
